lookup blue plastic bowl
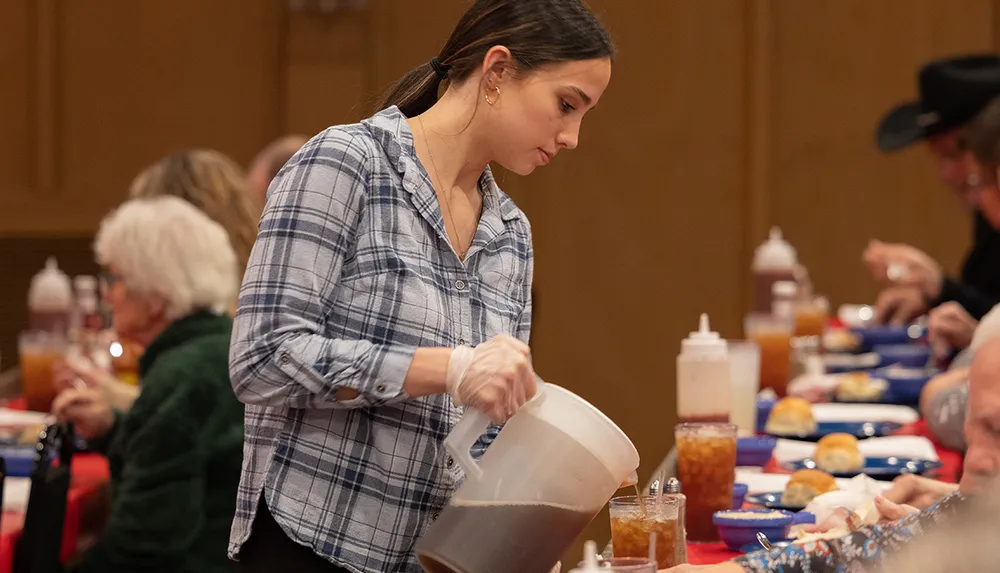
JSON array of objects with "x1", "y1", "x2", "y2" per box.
[
  {"x1": 732, "y1": 483, "x2": 749, "y2": 509},
  {"x1": 851, "y1": 324, "x2": 920, "y2": 352},
  {"x1": 737, "y1": 436, "x2": 777, "y2": 467},
  {"x1": 756, "y1": 399, "x2": 777, "y2": 433},
  {"x1": 0, "y1": 445, "x2": 37, "y2": 477},
  {"x1": 874, "y1": 366, "x2": 938, "y2": 403},
  {"x1": 824, "y1": 352, "x2": 881, "y2": 374},
  {"x1": 874, "y1": 344, "x2": 932, "y2": 368},
  {"x1": 713, "y1": 509, "x2": 815, "y2": 551}
]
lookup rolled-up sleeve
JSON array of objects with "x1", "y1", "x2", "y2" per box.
[
  {"x1": 229, "y1": 129, "x2": 416, "y2": 410},
  {"x1": 925, "y1": 381, "x2": 969, "y2": 452}
]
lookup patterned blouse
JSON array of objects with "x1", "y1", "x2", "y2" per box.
[{"x1": 733, "y1": 491, "x2": 967, "y2": 573}]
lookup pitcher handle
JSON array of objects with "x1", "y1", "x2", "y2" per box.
[
  {"x1": 444, "y1": 409, "x2": 491, "y2": 482},
  {"x1": 443, "y1": 374, "x2": 547, "y2": 482}
]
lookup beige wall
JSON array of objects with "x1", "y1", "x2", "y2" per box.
[{"x1": 1, "y1": 0, "x2": 995, "y2": 564}]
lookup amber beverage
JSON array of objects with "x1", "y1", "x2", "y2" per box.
[
  {"x1": 609, "y1": 495, "x2": 685, "y2": 568},
  {"x1": 675, "y1": 423, "x2": 737, "y2": 543},
  {"x1": 744, "y1": 313, "x2": 793, "y2": 397},
  {"x1": 19, "y1": 331, "x2": 67, "y2": 412},
  {"x1": 794, "y1": 297, "x2": 829, "y2": 338}
]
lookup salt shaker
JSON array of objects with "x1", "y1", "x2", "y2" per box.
[{"x1": 663, "y1": 477, "x2": 688, "y2": 565}]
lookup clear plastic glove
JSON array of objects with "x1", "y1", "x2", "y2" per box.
[
  {"x1": 863, "y1": 240, "x2": 944, "y2": 300},
  {"x1": 446, "y1": 334, "x2": 536, "y2": 424},
  {"x1": 927, "y1": 301, "x2": 978, "y2": 355}
]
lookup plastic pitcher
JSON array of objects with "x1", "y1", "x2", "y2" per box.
[{"x1": 416, "y1": 381, "x2": 640, "y2": 573}]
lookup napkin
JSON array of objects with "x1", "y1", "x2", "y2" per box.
[
  {"x1": 790, "y1": 475, "x2": 884, "y2": 541},
  {"x1": 0, "y1": 407, "x2": 52, "y2": 429},
  {"x1": 811, "y1": 403, "x2": 919, "y2": 424},
  {"x1": 772, "y1": 435, "x2": 939, "y2": 464},
  {"x1": 734, "y1": 469, "x2": 891, "y2": 495},
  {"x1": 3, "y1": 477, "x2": 31, "y2": 511}
]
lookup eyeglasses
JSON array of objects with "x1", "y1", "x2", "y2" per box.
[{"x1": 98, "y1": 271, "x2": 124, "y2": 291}]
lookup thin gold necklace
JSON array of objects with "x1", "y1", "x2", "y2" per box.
[{"x1": 418, "y1": 116, "x2": 471, "y2": 259}]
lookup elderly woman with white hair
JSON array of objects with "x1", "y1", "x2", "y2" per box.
[{"x1": 52, "y1": 195, "x2": 244, "y2": 573}]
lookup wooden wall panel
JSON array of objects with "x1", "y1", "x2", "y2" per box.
[
  {"x1": 765, "y1": 0, "x2": 994, "y2": 306},
  {"x1": 0, "y1": 0, "x2": 286, "y2": 235},
  {"x1": 284, "y1": 10, "x2": 371, "y2": 132},
  {"x1": 0, "y1": 2, "x2": 45, "y2": 205},
  {"x1": 498, "y1": 0, "x2": 750, "y2": 560}
]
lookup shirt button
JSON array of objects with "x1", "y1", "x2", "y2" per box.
[
  {"x1": 279, "y1": 352, "x2": 290, "y2": 365},
  {"x1": 458, "y1": 338, "x2": 467, "y2": 346},
  {"x1": 455, "y1": 279, "x2": 467, "y2": 291},
  {"x1": 446, "y1": 456, "x2": 455, "y2": 468},
  {"x1": 376, "y1": 383, "x2": 387, "y2": 393}
]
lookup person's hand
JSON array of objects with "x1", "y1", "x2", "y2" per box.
[
  {"x1": 873, "y1": 285, "x2": 929, "y2": 325},
  {"x1": 863, "y1": 240, "x2": 944, "y2": 300},
  {"x1": 52, "y1": 354, "x2": 115, "y2": 393},
  {"x1": 881, "y1": 474, "x2": 958, "y2": 509},
  {"x1": 548, "y1": 562, "x2": 561, "y2": 573},
  {"x1": 927, "y1": 302, "x2": 978, "y2": 354},
  {"x1": 51, "y1": 388, "x2": 115, "y2": 439},
  {"x1": 874, "y1": 495, "x2": 919, "y2": 522},
  {"x1": 446, "y1": 334, "x2": 536, "y2": 423}
]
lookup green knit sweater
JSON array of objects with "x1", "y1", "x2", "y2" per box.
[{"x1": 71, "y1": 312, "x2": 243, "y2": 573}]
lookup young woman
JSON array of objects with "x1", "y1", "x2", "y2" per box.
[{"x1": 228, "y1": 1, "x2": 614, "y2": 571}]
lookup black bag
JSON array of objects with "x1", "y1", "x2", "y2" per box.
[{"x1": 13, "y1": 423, "x2": 77, "y2": 573}]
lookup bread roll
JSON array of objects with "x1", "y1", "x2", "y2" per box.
[
  {"x1": 814, "y1": 432, "x2": 863, "y2": 473},
  {"x1": 835, "y1": 372, "x2": 885, "y2": 402},
  {"x1": 765, "y1": 397, "x2": 817, "y2": 435},
  {"x1": 782, "y1": 468, "x2": 838, "y2": 506}
]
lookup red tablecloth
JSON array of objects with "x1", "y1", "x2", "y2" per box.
[{"x1": 686, "y1": 419, "x2": 964, "y2": 565}]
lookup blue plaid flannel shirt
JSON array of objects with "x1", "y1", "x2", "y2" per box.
[{"x1": 227, "y1": 106, "x2": 533, "y2": 572}]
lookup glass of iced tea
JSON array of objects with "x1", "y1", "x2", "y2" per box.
[
  {"x1": 744, "y1": 313, "x2": 793, "y2": 397},
  {"x1": 675, "y1": 422, "x2": 737, "y2": 543},
  {"x1": 19, "y1": 331, "x2": 67, "y2": 412},
  {"x1": 794, "y1": 296, "x2": 829, "y2": 338},
  {"x1": 577, "y1": 558, "x2": 657, "y2": 572},
  {"x1": 609, "y1": 495, "x2": 685, "y2": 569}
]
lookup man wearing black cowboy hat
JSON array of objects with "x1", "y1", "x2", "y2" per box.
[{"x1": 864, "y1": 54, "x2": 1000, "y2": 326}]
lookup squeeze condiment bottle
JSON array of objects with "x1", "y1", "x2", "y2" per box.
[
  {"x1": 752, "y1": 227, "x2": 798, "y2": 313},
  {"x1": 771, "y1": 280, "x2": 799, "y2": 321},
  {"x1": 28, "y1": 257, "x2": 73, "y2": 335},
  {"x1": 568, "y1": 540, "x2": 602, "y2": 573},
  {"x1": 677, "y1": 313, "x2": 731, "y2": 424}
]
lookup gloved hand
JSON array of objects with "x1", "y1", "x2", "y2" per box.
[{"x1": 446, "y1": 334, "x2": 536, "y2": 423}]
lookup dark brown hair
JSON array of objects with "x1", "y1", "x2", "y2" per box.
[
  {"x1": 377, "y1": 0, "x2": 614, "y2": 118},
  {"x1": 965, "y1": 95, "x2": 1000, "y2": 174}
]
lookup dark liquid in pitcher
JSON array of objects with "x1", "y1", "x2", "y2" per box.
[{"x1": 417, "y1": 501, "x2": 594, "y2": 573}]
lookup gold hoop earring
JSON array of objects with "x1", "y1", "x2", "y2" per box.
[{"x1": 485, "y1": 85, "x2": 500, "y2": 105}]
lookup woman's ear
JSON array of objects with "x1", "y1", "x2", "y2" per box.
[
  {"x1": 142, "y1": 293, "x2": 170, "y2": 322},
  {"x1": 481, "y1": 45, "x2": 514, "y2": 86}
]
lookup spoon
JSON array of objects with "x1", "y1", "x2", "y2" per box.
[{"x1": 756, "y1": 532, "x2": 772, "y2": 551}]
